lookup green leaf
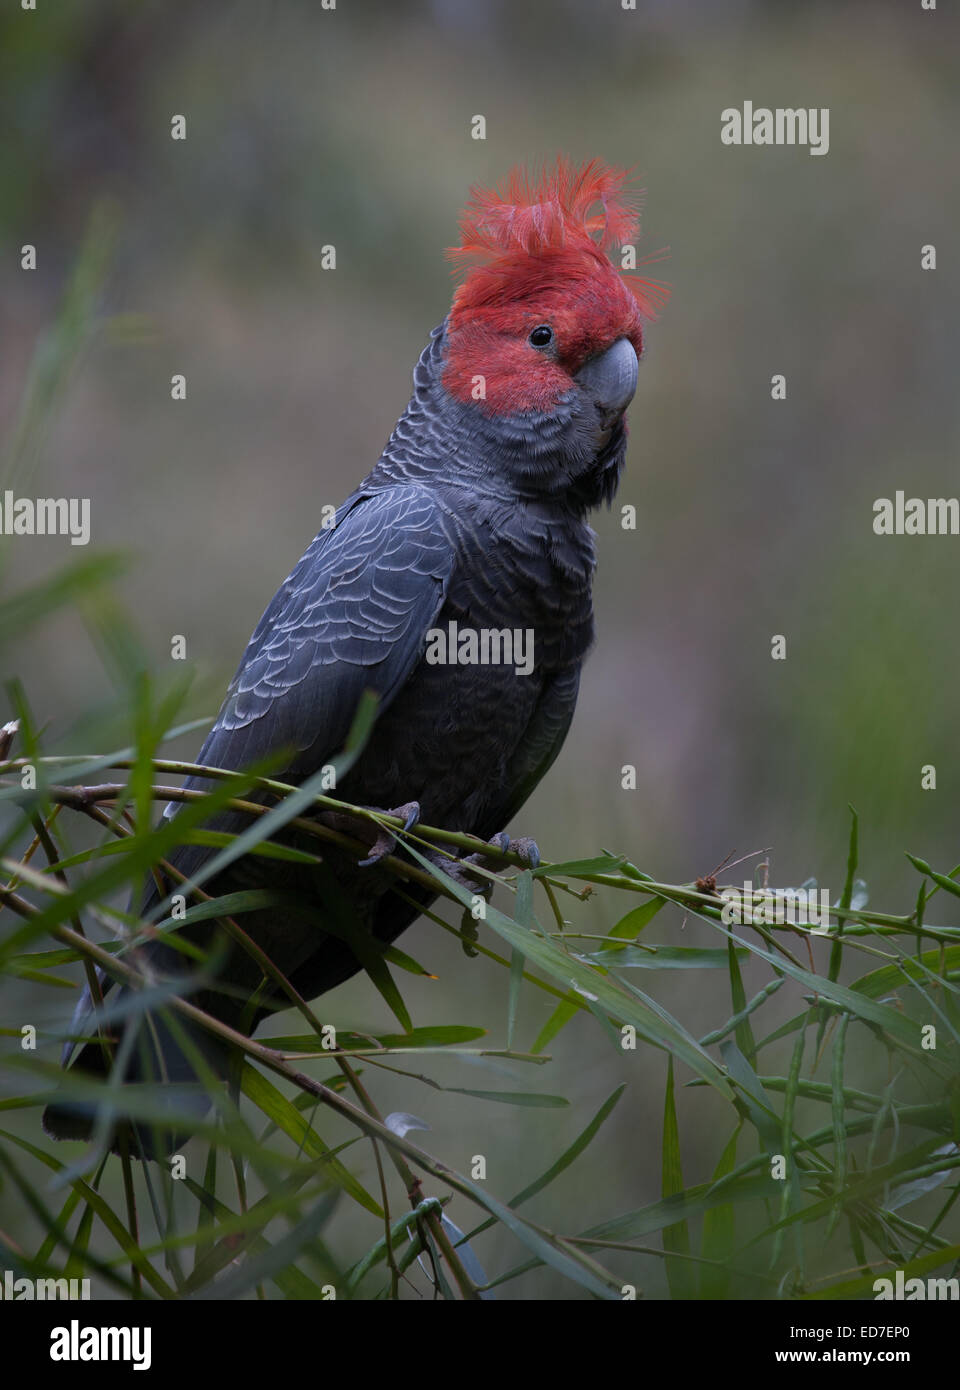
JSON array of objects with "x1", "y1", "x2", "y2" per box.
[
  {"x1": 240, "y1": 1066, "x2": 382, "y2": 1218},
  {"x1": 462, "y1": 1086, "x2": 627, "y2": 1246},
  {"x1": 886, "y1": 1143, "x2": 960, "y2": 1210},
  {"x1": 773, "y1": 1014, "x2": 809, "y2": 1272},
  {"x1": 700, "y1": 1125, "x2": 740, "y2": 1299},
  {"x1": 662, "y1": 1056, "x2": 695, "y2": 1299},
  {"x1": 590, "y1": 945, "x2": 747, "y2": 969},
  {"x1": 700, "y1": 978, "x2": 784, "y2": 1047},
  {"x1": 828, "y1": 805, "x2": 859, "y2": 983},
  {"x1": 850, "y1": 945, "x2": 960, "y2": 1000},
  {"x1": 259, "y1": 1025, "x2": 487, "y2": 1052},
  {"x1": 508, "y1": 870, "x2": 534, "y2": 1048},
  {"x1": 6, "y1": 967, "x2": 75, "y2": 988},
  {"x1": 170, "y1": 830, "x2": 322, "y2": 865},
  {"x1": 533, "y1": 853, "x2": 626, "y2": 879},
  {"x1": 530, "y1": 998, "x2": 580, "y2": 1055},
  {"x1": 598, "y1": 895, "x2": 666, "y2": 947},
  {"x1": 64, "y1": 1203, "x2": 96, "y2": 1283},
  {"x1": 720, "y1": 1041, "x2": 782, "y2": 1152},
  {"x1": 445, "y1": 1089, "x2": 568, "y2": 1108},
  {"x1": 727, "y1": 936, "x2": 756, "y2": 1064},
  {"x1": 460, "y1": 1184, "x2": 622, "y2": 1299},
  {"x1": 827, "y1": 1013, "x2": 850, "y2": 1238},
  {"x1": 512, "y1": 1085, "x2": 625, "y2": 1208}
]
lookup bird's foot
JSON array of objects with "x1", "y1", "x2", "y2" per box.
[
  {"x1": 430, "y1": 833, "x2": 539, "y2": 960},
  {"x1": 435, "y1": 831, "x2": 541, "y2": 898},
  {"x1": 467, "y1": 831, "x2": 540, "y2": 876},
  {"x1": 356, "y1": 801, "x2": 420, "y2": 867},
  {"x1": 317, "y1": 800, "x2": 420, "y2": 867}
]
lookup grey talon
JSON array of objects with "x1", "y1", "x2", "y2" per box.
[
  {"x1": 511, "y1": 836, "x2": 541, "y2": 869},
  {"x1": 358, "y1": 800, "x2": 421, "y2": 867},
  {"x1": 447, "y1": 828, "x2": 541, "y2": 889}
]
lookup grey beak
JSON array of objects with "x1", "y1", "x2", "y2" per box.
[{"x1": 574, "y1": 338, "x2": 638, "y2": 425}]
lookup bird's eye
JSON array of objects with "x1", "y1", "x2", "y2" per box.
[{"x1": 529, "y1": 325, "x2": 553, "y2": 348}]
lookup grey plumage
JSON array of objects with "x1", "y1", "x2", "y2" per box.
[{"x1": 43, "y1": 318, "x2": 638, "y2": 1153}]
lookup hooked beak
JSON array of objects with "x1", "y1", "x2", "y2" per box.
[{"x1": 574, "y1": 337, "x2": 639, "y2": 430}]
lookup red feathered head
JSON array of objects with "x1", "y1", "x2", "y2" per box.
[{"x1": 443, "y1": 158, "x2": 668, "y2": 416}]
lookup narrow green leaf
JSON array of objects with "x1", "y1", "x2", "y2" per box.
[
  {"x1": 850, "y1": 945, "x2": 960, "y2": 1000},
  {"x1": 530, "y1": 998, "x2": 580, "y2": 1055},
  {"x1": 700, "y1": 1125, "x2": 741, "y2": 1299},
  {"x1": 533, "y1": 854, "x2": 626, "y2": 879},
  {"x1": 462, "y1": 1086, "x2": 627, "y2": 1246},
  {"x1": 508, "y1": 870, "x2": 534, "y2": 1048},
  {"x1": 445, "y1": 1089, "x2": 568, "y2": 1108},
  {"x1": 773, "y1": 1014, "x2": 809, "y2": 1270},
  {"x1": 662, "y1": 1056, "x2": 695, "y2": 1299},
  {"x1": 720, "y1": 1041, "x2": 782, "y2": 1152},
  {"x1": 259, "y1": 1025, "x2": 487, "y2": 1052},
  {"x1": 828, "y1": 805, "x2": 859, "y2": 983},
  {"x1": 239, "y1": 1066, "x2": 382, "y2": 1217},
  {"x1": 827, "y1": 1013, "x2": 850, "y2": 1238},
  {"x1": 592, "y1": 945, "x2": 748, "y2": 969},
  {"x1": 727, "y1": 936, "x2": 756, "y2": 1063},
  {"x1": 599, "y1": 895, "x2": 666, "y2": 947},
  {"x1": 700, "y1": 978, "x2": 784, "y2": 1046}
]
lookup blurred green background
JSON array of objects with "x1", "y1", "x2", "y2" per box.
[{"x1": 1, "y1": 0, "x2": 958, "y2": 1297}]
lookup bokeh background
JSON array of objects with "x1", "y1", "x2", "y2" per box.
[{"x1": 2, "y1": 0, "x2": 958, "y2": 1297}]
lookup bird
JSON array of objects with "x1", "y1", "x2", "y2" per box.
[{"x1": 43, "y1": 157, "x2": 665, "y2": 1155}]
